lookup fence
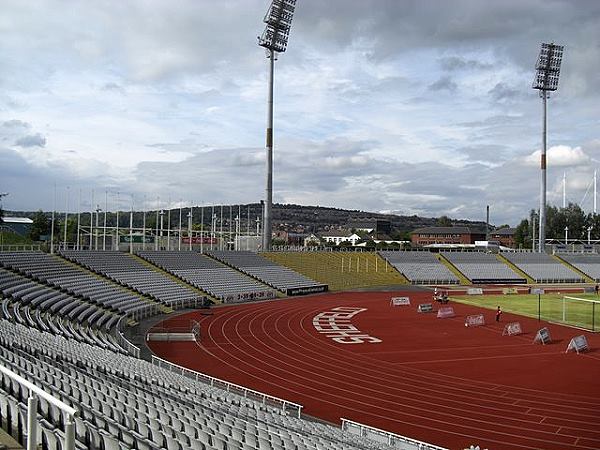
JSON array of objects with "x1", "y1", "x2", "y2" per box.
[
  {"x1": 151, "y1": 354, "x2": 303, "y2": 418},
  {"x1": 0, "y1": 363, "x2": 77, "y2": 450},
  {"x1": 0, "y1": 245, "x2": 42, "y2": 252},
  {"x1": 341, "y1": 418, "x2": 448, "y2": 450}
]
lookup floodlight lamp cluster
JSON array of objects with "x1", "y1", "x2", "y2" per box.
[
  {"x1": 258, "y1": 0, "x2": 297, "y2": 53},
  {"x1": 532, "y1": 42, "x2": 564, "y2": 92}
]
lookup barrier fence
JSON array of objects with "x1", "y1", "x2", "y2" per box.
[
  {"x1": 341, "y1": 418, "x2": 448, "y2": 450},
  {"x1": 150, "y1": 354, "x2": 303, "y2": 418}
]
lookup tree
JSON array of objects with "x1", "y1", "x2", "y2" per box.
[
  {"x1": 436, "y1": 215, "x2": 452, "y2": 227},
  {"x1": 513, "y1": 219, "x2": 530, "y2": 249},
  {"x1": 29, "y1": 210, "x2": 50, "y2": 241}
]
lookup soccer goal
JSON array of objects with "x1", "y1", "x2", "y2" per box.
[{"x1": 558, "y1": 296, "x2": 600, "y2": 331}]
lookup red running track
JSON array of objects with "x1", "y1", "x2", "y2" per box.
[{"x1": 147, "y1": 291, "x2": 600, "y2": 450}]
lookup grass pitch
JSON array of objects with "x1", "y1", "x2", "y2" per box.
[{"x1": 451, "y1": 292, "x2": 600, "y2": 331}]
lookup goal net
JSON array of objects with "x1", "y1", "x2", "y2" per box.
[{"x1": 549, "y1": 296, "x2": 600, "y2": 331}]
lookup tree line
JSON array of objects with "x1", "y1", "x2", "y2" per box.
[{"x1": 514, "y1": 203, "x2": 600, "y2": 248}]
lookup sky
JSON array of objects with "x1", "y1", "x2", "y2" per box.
[{"x1": 1, "y1": 0, "x2": 599, "y2": 226}]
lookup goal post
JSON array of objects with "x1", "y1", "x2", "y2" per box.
[{"x1": 560, "y1": 296, "x2": 600, "y2": 332}]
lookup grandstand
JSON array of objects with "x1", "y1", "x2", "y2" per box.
[
  {"x1": 0, "y1": 267, "x2": 122, "y2": 351},
  {"x1": 441, "y1": 252, "x2": 526, "y2": 284},
  {"x1": 500, "y1": 251, "x2": 585, "y2": 283},
  {"x1": 379, "y1": 251, "x2": 459, "y2": 285},
  {"x1": 263, "y1": 252, "x2": 408, "y2": 291},
  {"x1": 0, "y1": 252, "x2": 158, "y2": 317},
  {"x1": 61, "y1": 251, "x2": 205, "y2": 308},
  {"x1": 137, "y1": 251, "x2": 277, "y2": 303},
  {"x1": 557, "y1": 253, "x2": 600, "y2": 281},
  {"x1": 0, "y1": 319, "x2": 396, "y2": 450},
  {"x1": 208, "y1": 251, "x2": 328, "y2": 295}
]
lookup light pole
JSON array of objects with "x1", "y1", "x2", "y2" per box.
[
  {"x1": 211, "y1": 213, "x2": 217, "y2": 251},
  {"x1": 258, "y1": 0, "x2": 297, "y2": 251},
  {"x1": 159, "y1": 210, "x2": 165, "y2": 250},
  {"x1": 588, "y1": 226, "x2": 592, "y2": 245},
  {"x1": 0, "y1": 192, "x2": 8, "y2": 249},
  {"x1": 533, "y1": 42, "x2": 564, "y2": 252},
  {"x1": 235, "y1": 215, "x2": 240, "y2": 251},
  {"x1": 187, "y1": 209, "x2": 193, "y2": 251},
  {"x1": 95, "y1": 206, "x2": 101, "y2": 250},
  {"x1": 564, "y1": 226, "x2": 569, "y2": 245}
]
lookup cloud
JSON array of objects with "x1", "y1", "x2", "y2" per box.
[
  {"x1": 439, "y1": 56, "x2": 492, "y2": 71},
  {"x1": 524, "y1": 145, "x2": 591, "y2": 168},
  {"x1": 488, "y1": 82, "x2": 520, "y2": 101},
  {"x1": 1, "y1": 0, "x2": 599, "y2": 228},
  {"x1": 429, "y1": 76, "x2": 457, "y2": 92},
  {"x1": 15, "y1": 133, "x2": 46, "y2": 148}
]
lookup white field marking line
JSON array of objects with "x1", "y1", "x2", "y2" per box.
[
  {"x1": 179, "y1": 303, "x2": 600, "y2": 448},
  {"x1": 547, "y1": 320, "x2": 600, "y2": 333},
  {"x1": 294, "y1": 306, "x2": 600, "y2": 410},
  {"x1": 341, "y1": 318, "x2": 600, "y2": 405},
  {"x1": 245, "y1": 308, "x2": 596, "y2": 445},
  {"x1": 254, "y1": 308, "x2": 600, "y2": 445},
  {"x1": 193, "y1": 300, "x2": 600, "y2": 420},
  {"x1": 393, "y1": 351, "x2": 563, "y2": 365},
  {"x1": 363, "y1": 342, "x2": 534, "y2": 355},
  {"x1": 198, "y1": 300, "x2": 600, "y2": 412},
  {"x1": 270, "y1": 306, "x2": 600, "y2": 426},
  {"x1": 218, "y1": 304, "x2": 556, "y2": 430}
]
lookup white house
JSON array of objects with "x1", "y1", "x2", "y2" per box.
[{"x1": 320, "y1": 230, "x2": 362, "y2": 246}]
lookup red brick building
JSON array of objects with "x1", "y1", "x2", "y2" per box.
[
  {"x1": 411, "y1": 226, "x2": 486, "y2": 246},
  {"x1": 489, "y1": 227, "x2": 516, "y2": 248}
]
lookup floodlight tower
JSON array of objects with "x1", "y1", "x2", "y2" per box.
[
  {"x1": 258, "y1": 0, "x2": 297, "y2": 251},
  {"x1": 532, "y1": 42, "x2": 564, "y2": 252}
]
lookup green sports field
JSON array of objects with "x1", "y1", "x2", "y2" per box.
[{"x1": 451, "y1": 293, "x2": 600, "y2": 331}]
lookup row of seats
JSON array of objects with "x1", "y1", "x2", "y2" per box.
[
  {"x1": 60, "y1": 251, "x2": 203, "y2": 307},
  {"x1": 0, "y1": 252, "x2": 154, "y2": 315},
  {"x1": 500, "y1": 252, "x2": 584, "y2": 283},
  {"x1": 137, "y1": 251, "x2": 278, "y2": 302},
  {"x1": 557, "y1": 253, "x2": 600, "y2": 281},
  {"x1": 379, "y1": 251, "x2": 459, "y2": 284},
  {"x1": 209, "y1": 251, "x2": 327, "y2": 293},
  {"x1": 0, "y1": 319, "x2": 393, "y2": 450},
  {"x1": 441, "y1": 252, "x2": 525, "y2": 284}
]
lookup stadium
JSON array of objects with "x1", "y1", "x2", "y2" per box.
[{"x1": 2, "y1": 1, "x2": 600, "y2": 450}]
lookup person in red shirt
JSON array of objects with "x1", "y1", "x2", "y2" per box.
[{"x1": 495, "y1": 306, "x2": 502, "y2": 322}]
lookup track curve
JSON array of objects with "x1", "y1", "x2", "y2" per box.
[{"x1": 148, "y1": 291, "x2": 600, "y2": 450}]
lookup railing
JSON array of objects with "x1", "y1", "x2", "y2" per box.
[
  {"x1": 0, "y1": 244, "x2": 41, "y2": 252},
  {"x1": 150, "y1": 354, "x2": 303, "y2": 418},
  {"x1": 0, "y1": 363, "x2": 78, "y2": 450},
  {"x1": 341, "y1": 418, "x2": 448, "y2": 450},
  {"x1": 115, "y1": 316, "x2": 141, "y2": 358}
]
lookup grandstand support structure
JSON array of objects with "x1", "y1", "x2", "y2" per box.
[{"x1": 0, "y1": 363, "x2": 77, "y2": 450}]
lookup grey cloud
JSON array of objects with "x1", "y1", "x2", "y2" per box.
[
  {"x1": 439, "y1": 56, "x2": 492, "y2": 71},
  {"x1": 15, "y1": 133, "x2": 46, "y2": 148},
  {"x1": 429, "y1": 76, "x2": 457, "y2": 92},
  {"x1": 488, "y1": 83, "x2": 520, "y2": 101},
  {"x1": 101, "y1": 82, "x2": 126, "y2": 94},
  {"x1": 2, "y1": 120, "x2": 30, "y2": 130}
]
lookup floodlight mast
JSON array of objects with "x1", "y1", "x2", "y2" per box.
[
  {"x1": 532, "y1": 42, "x2": 564, "y2": 253},
  {"x1": 258, "y1": 0, "x2": 297, "y2": 251}
]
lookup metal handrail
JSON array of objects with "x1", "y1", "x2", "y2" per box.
[
  {"x1": 0, "y1": 363, "x2": 77, "y2": 450},
  {"x1": 341, "y1": 418, "x2": 448, "y2": 450},
  {"x1": 150, "y1": 354, "x2": 303, "y2": 417}
]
